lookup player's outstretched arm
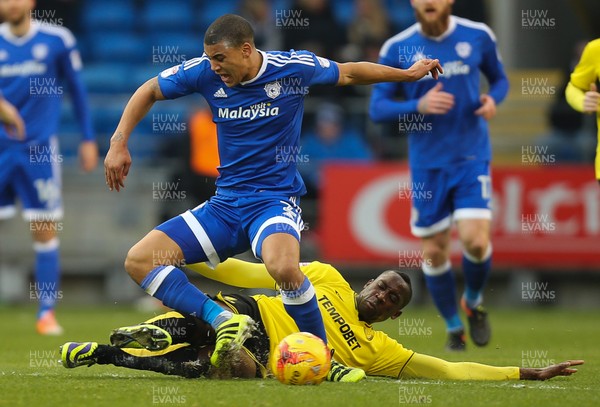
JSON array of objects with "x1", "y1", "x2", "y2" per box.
[
  {"x1": 0, "y1": 96, "x2": 25, "y2": 140},
  {"x1": 104, "y1": 77, "x2": 166, "y2": 191},
  {"x1": 336, "y1": 59, "x2": 442, "y2": 86},
  {"x1": 519, "y1": 360, "x2": 584, "y2": 381}
]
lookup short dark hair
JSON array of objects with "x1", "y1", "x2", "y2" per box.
[{"x1": 204, "y1": 14, "x2": 255, "y2": 47}]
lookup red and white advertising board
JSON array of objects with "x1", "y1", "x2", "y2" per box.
[{"x1": 321, "y1": 163, "x2": 599, "y2": 269}]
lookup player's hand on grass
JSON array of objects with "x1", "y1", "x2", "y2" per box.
[
  {"x1": 417, "y1": 83, "x2": 455, "y2": 114},
  {"x1": 519, "y1": 359, "x2": 584, "y2": 380},
  {"x1": 583, "y1": 83, "x2": 600, "y2": 113},
  {"x1": 0, "y1": 98, "x2": 25, "y2": 140},
  {"x1": 104, "y1": 133, "x2": 131, "y2": 192},
  {"x1": 79, "y1": 141, "x2": 98, "y2": 173},
  {"x1": 408, "y1": 58, "x2": 443, "y2": 81},
  {"x1": 474, "y1": 94, "x2": 497, "y2": 120}
]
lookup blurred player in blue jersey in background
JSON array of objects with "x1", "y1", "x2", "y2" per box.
[
  {"x1": 104, "y1": 14, "x2": 441, "y2": 379},
  {"x1": 0, "y1": 0, "x2": 98, "y2": 335},
  {"x1": 370, "y1": 0, "x2": 509, "y2": 351}
]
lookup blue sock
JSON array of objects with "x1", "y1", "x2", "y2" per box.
[
  {"x1": 281, "y1": 277, "x2": 327, "y2": 344},
  {"x1": 34, "y1": 239, "x2": 60, "y2": 319},
  {"x1": 463, "y1": 245, "x2": 492, "y2": 308},
  {"x1": 423, "y1": 262, "x2": 462, "y2": 332},
  {"x1": 140, "y1": 265, "x2": 228, "y2": 329}
]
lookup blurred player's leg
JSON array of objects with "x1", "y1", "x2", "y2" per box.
[
  {"x1": 457, "y1": 218, "x2": 492, "y2": 346},
  {"x1": 32, "y1": 229, "x2": 62, "y2": 335},
  {"x1": 421, "y1": 230, "x2": 465, "y2": 351},
  {"x1": 453, "y1": 162, "x2": 493, "y2": 347},
  {"x1": 25, "y1": 139, "x2": 64, "y2": 335}
]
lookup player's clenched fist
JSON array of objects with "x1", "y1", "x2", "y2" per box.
[{"x1": 104, "y1": 133, "x2": 131, "y2": 192}]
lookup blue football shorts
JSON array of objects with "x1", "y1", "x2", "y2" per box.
[
  {"x1": 156, "y1": 193, "x2": 304, "y2": 267},
  {"x1": 410, "y1": 160, "x2": 492, "y2": 237},
  {"x1": 0, "y1": 136, "x2": 63, "y2": 222}
]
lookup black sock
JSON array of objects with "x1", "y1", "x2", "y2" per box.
[
  {"x1": 95, "y1": 345, "x2": 210, "y2": 378},
  {"x1": 146, "y1": 314, "x2": 214, "y2": 346}
]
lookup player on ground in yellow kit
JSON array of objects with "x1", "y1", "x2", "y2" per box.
[
  {"x1": 565, "y1": 38, "x2": 600, "y2": 183},
  {"x1": 60, "y1": 259, "x2": 582, "y2": 381}
]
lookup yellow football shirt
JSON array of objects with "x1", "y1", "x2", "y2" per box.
[
  {"x1": 566, "y1": 38, "x2": 600, "y2": 179},
  {"x1": 253, "y1": 261, "x2": 415, "y2": 378}
]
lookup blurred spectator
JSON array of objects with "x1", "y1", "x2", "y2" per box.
[
  {"x1": 300, "y1": 103, "x2": 373, "y2": 198},
  {"x1": 240, "y1": 0, "x2": 282, "y2": 51},
  {"x1": 159, "y1": 105, "x2": 220, "y2": 222},
  {"x1": 342, "y1": 0, "x2": 391, "y2": 62},
  {"x1": 282, "y1": 0, "x2": 345, "y2": 60},
  {"x1": 452, "y1": 0, "x2": 487, "y2": 23},
  {"x1": 535, "y1": 102, "x2": 594, "y2": 163}
]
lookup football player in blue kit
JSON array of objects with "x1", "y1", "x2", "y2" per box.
[
  {"x1": 370, "y1": 0, "x2": 509, "y2": 350},
  {"x1": 104, "y1": 14, "x2": 442, "y2": 379},
  {"x1": 0, "y1": 0, "x2": 98, "y2": 335}
]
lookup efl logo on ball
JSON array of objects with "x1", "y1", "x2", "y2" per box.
[{"x1": 273, "y1": 332, "x2": 331, "y2": 385}]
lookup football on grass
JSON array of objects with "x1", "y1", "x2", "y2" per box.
[{"x1": 273, "y1": 332, "x2": 331, "y2": 385}]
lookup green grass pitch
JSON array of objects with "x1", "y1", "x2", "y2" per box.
[{"x1": 0, "y1": 305, "x2": 596, "y2": 407}]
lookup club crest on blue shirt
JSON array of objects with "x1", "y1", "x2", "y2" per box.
[
  {"x1": 455, "y1": 42, "x2": 472, "y2": 59},
  {"x1": 264, "y1": 81, "x2": 282, "y2": 99},
  {"x1": 32, "y1": 43, "x2": 49, "y2": 60}
]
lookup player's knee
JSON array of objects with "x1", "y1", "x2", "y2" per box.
[
  {"x1": 124, "y1": 246, "x2": 151, "y2": 284},
  {"x1": 422, "y1": 246, "x2": 447, "y2": 267},
  {"x1": 268, "y1": 263, "x2": 303, "y2": 291},
  {"x1": 463, "y1": 236, "x2": 489, "y2": 260}
]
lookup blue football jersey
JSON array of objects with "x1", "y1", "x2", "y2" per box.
[
  {"x1": 158, "y1": 50, "x2": 339, "y2": 196},
  {"x1": 0, "y1": 21, "x2": 93, "y2": 148},
  {"x1": 370, "y1": 16, "x2": 509, "y2": 169}
]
